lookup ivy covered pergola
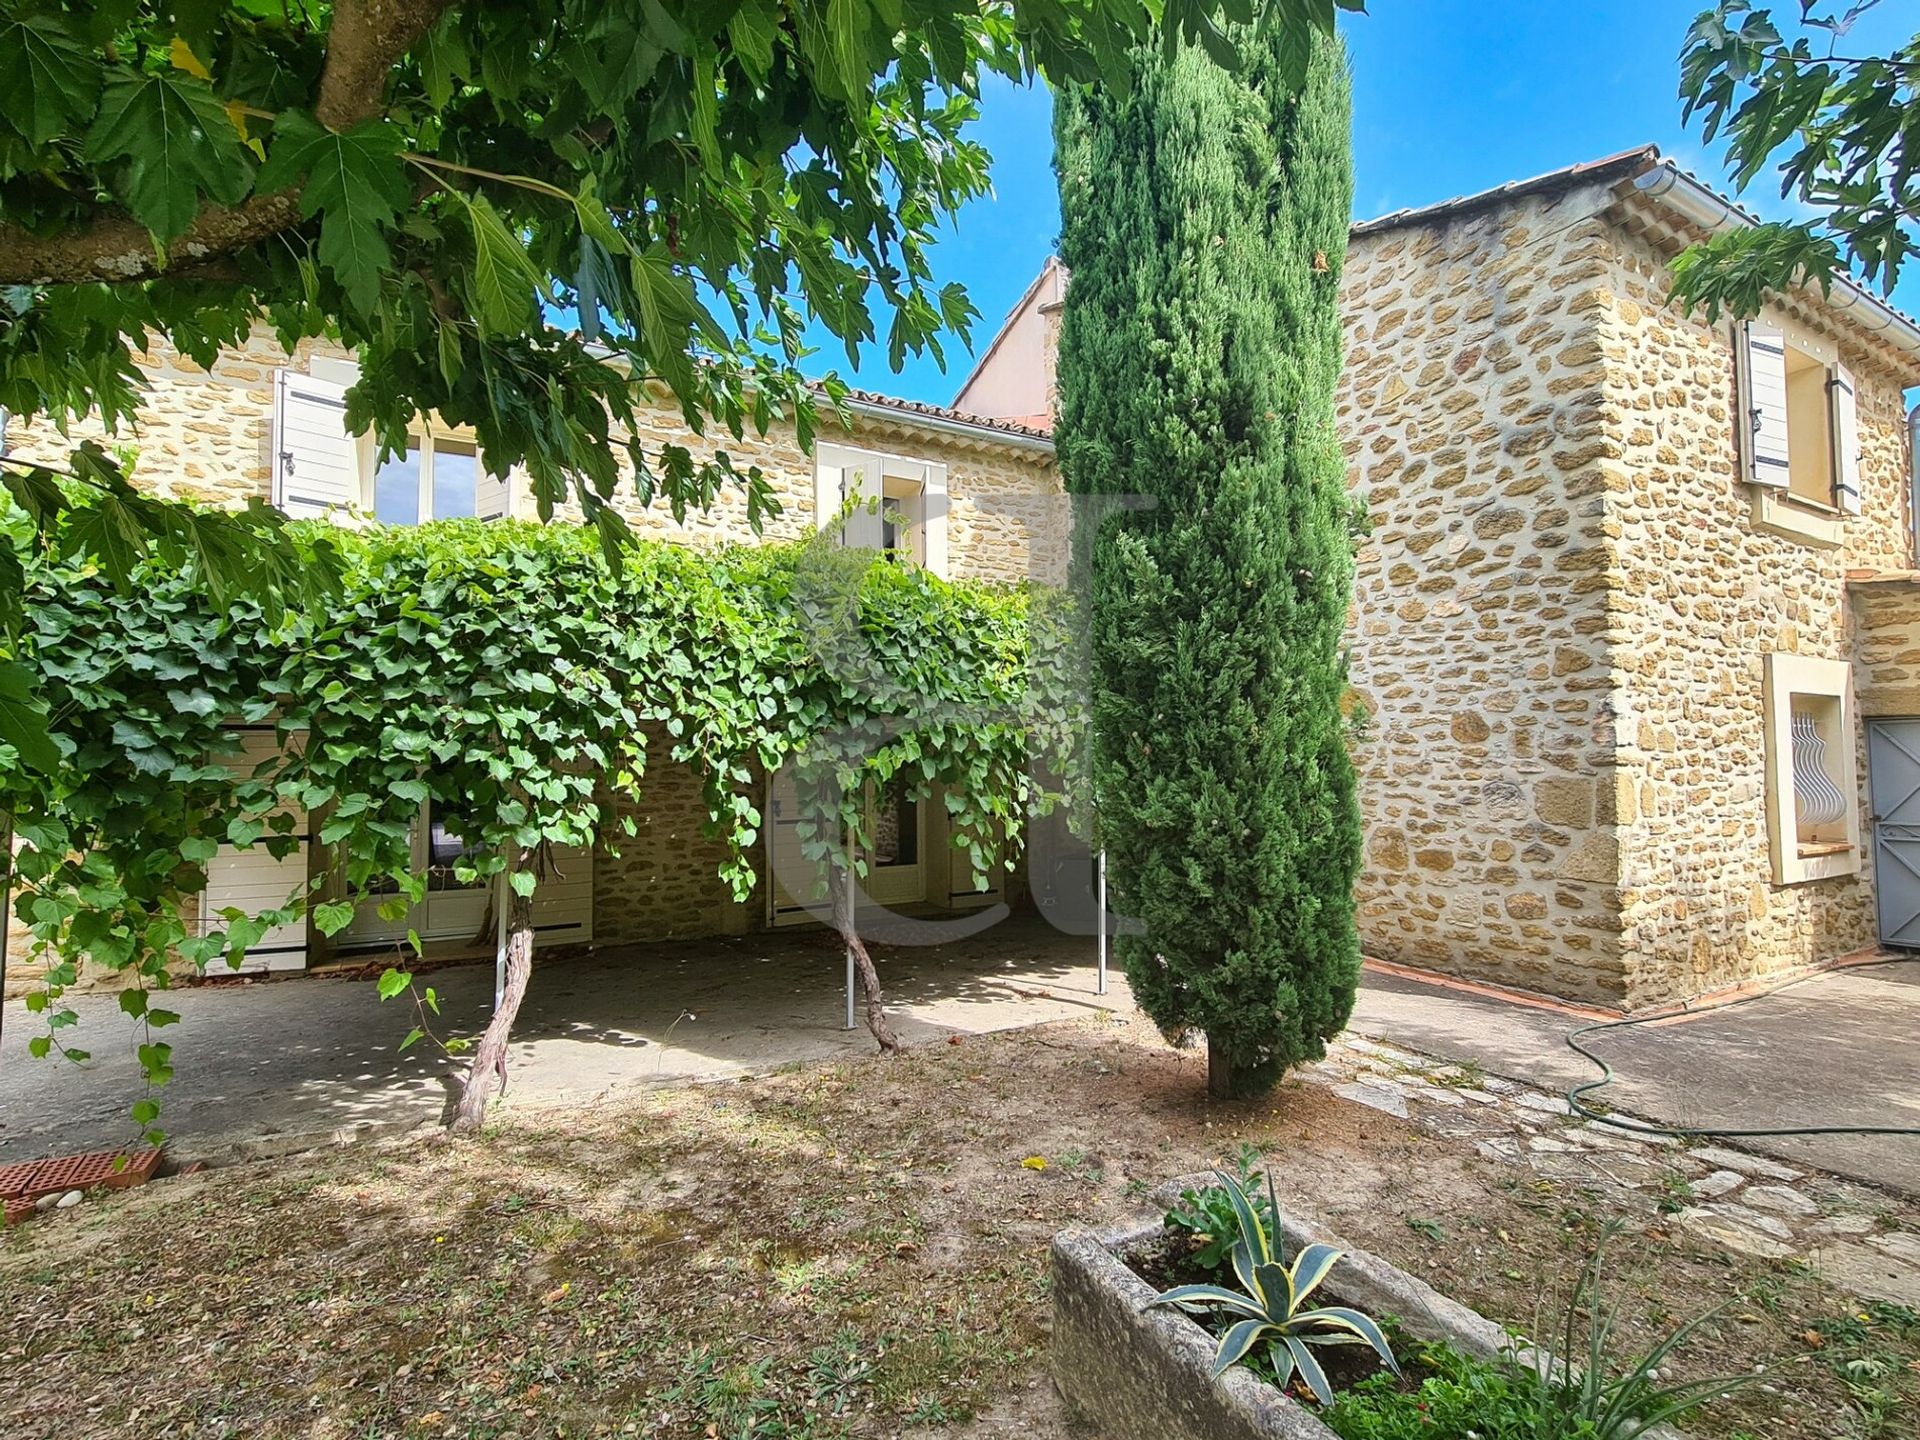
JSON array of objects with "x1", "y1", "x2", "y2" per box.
[{"x1": 8, "y1": 518, "x2": 1074, "y2": 1136}]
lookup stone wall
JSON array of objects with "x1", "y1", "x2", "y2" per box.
[
  {"x1": 592, "y1": 724, "x2": 758, "y2": 943},
  {"x1": 4, "y1": 329, "x2": 331, "y2": 504},
  {"x1": 593, "y1": 398, "x2": 1067, "y2": 587},
  {"x1": 1338, "y1": 184, "x2": 1632, "y2": 1001},
  {"x1": 1592, "y1": 220, "x2": 1913, "y2": 1005}
]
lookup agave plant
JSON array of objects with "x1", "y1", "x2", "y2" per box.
[{"x1": 1145, "y1": 1169, "x2": 1400, "y2": 1404}]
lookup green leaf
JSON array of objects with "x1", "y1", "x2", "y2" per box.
[
  {"x1": 1210, "y1": 1317, "x2": 1270, "y2": 1378},
  {"x1": 27, "y1": 1036, "x2": 51, "y2": 1059},
  {"x1": 0, "y1": 660, "x2": 60, "y2": 773},
  {"x1": 312, "y1": 899, "x2": 357, "y2": 935},
  {"x1": 118, "y1": 989, "x2": 149, "y2": 1018},
  {"x1": 376, "y1": 967, "x2": 412, "y2": 1002},
  {"x1": 85, "y1": 69, "x2": 255, "y2": 241},
  {"x1": 462, "y1": 192, "x2": 542, "y2": 336},
  {"x1": 509, "y1": 869, "x2": 536, "y2": 898},
  {"x1": 131, "y1": 1098, "x2": 161, "y2": 1126},
  {"x1": 59, "y1": 495, "x2": 150, "y2": 591},
  {"x1": 257, "y1": 111, "x2": 410, "y2": 315},
  {"x1": 398, "y1": 1026, "x2": 425, "y2": 1051},
  {"x1": 1287, "y1": 1243, "x2": 1344, "y2": 1309},
  {"x1": 0, "y1": 15, "x2": 99, "y2": 147}
]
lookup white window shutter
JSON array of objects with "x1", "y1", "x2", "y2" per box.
[
  {"x1": 814, "y1": 463, "x2": 842, "y2": 533},
  {"x1": 529, "y1": 840, "x2": 592, "y2": 944},
  {"x1": 201, "y1": 730, "x2": 309, "y2": 972},
  {"x1": 923, "y1": 462, "x2": 949, "y2": 578},
  {"x1": 1831, "y1": 362, "x2": 1862, "y2": 514},
  {"x1": 1744, "y1": 322, "x2": 1790, "y2": 488},
  {"x1": 474, "y1": 465, "x2": 511, "y2": 521},
  {"x1": 272, "y1": 368, "x2": 359, "y2": 520},
  {"x1": 842, "y1": 453, "x2": 883, "y2": 549}
]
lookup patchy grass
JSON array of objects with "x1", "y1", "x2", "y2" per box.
[{"x1": 2, "y1": 1016, "x2": 1917, "y2": 1439}]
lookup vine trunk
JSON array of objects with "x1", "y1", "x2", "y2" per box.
[
  {"x1": 830, "y1": 866, "x2": 900, "y2": 1053},
  {"x1": 451, "y1": 882, "x2": 534, "y2": 1135}
]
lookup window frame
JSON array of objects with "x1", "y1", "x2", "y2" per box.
[
  {"x1": 1739, "y1": 317, "x2": 1854, "y2": 548},
  {"x1": 366, "y1": 425, "x2": 488, "y2": 526},
  {"x1": 813, "y1": 442, "x2": 948, "y2": 577},
  {"x1": 1762, "y1": 653, "x2": 1862, "y2": 885}
]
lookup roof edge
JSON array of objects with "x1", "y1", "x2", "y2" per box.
[
  {"x1": 1349, "y1": 146, "x2": 1660, "y2": 241},
  {"x1": 1628, "y1": 160, "x2": 1920, "y2": 364},
  {"x1": 839, "y1": 387, "x2": 1055, "y2": 454}
]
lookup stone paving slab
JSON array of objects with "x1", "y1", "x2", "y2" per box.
[
  {"x1": 1349, "y1": 961, "x2": 1920, "y2": 1195},
  {"x1": 1300, "y1": 1031, "x2": 1920, "y2": 1309}
]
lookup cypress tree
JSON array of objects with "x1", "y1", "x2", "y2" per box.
[{"x1": 1054, "y1": 21, "x2": 1359, "y2": 1098}]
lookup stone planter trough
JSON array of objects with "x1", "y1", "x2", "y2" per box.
[{"x1": 1050, "y1": 1175, "x2": 1681, "y2": 1440}]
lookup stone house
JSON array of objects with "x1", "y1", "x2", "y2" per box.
[
  {"x1": 3, "y1": 331, "x2": 1063, "y2": 978},
  {"x1": 953, "y1": 145, "x2": 1920, "y2": 1009},
  {"x1": 14, "y1": 143, "x2": 1920, "y2": 1013}
]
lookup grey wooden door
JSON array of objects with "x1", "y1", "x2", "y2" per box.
[{"x1": 1867, "y1": 718, "x2": 1920, "y2": 947}]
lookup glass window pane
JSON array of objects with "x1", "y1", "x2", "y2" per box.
[
  {"x1": 427, "y1": 798, "x2": 487, "y2": 891},
  {"x1": 873, "y1": 780, "x2": 918, "y2": 867},
  {"x1": 432, "y1": 440, "x2": 479, "y2": 520},
  {"x1": 373, "y1": 447, "x2": 422, "y2": 525}
]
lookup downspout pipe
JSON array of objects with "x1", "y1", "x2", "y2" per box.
[{"x1": 1911, "y1": 405, "x2": 1920, "y2": 568}]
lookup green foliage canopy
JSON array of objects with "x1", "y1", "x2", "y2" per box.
[
  {"x1": 11, "y1": 519, "x2": 1069, "y2": 1143},
  {"x1": 1053, "y1": 17, "x2": 1360, "y2": 1097},
  {"x1": 1672, "y1": 0, "x2": 1919, "y2": 318}
]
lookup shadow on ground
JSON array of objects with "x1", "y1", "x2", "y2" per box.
[{"x1": 0, "y1": 913, "x2": 1123, "y2": 1160}]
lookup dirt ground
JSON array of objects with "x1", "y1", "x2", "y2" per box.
[{"x1": 3, "y1": 1013, "x2": 1916, "y2": 1440}]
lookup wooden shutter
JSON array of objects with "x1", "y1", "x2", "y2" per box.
[
  {"x1": 474, "y1": 464, "x2": 511, "y2": 521},
  {"x1": 1743, "y1": 322, "x2": 1790, "y2": 488},
  {"x1": 271, "y1": 369, "x2": 359, "y2": 520},
  {"x1": 766, "y1": 767, "x2": 830, "y2": 925},
  {"x1": 200, "y1": 730, "x2": 309, "y2": 973},
  {"x1": 923, "y1": 462, "x2": 949, "y2": 578},
  {"x1": 1831, "y1": 362, "x2": 1862, "y2": 514},
  {"x1": 813, "y1": 462, "x2": 842, "y2": 533},
  {"x1": 841, "y1": 452, "x2": 883, "y2": 549},
  {"x1": 530, "y1": 840, "x2": 592, "y2": 945}
]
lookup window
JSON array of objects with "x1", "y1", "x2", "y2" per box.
[
  {"x1": 1742, "y1": 320, "x2": 1862, "y2": 546},
  {"x1": 880, "y1": 467, "x2": 927, "y2": 566},
  {"x1": 1783, "y1": 344, "x2": 1835, "y2": 508},
  {"x1": 813, "y1": 444, "x2": 948, "y2": 577},
  {"x1": 1763, "y1": 653, "x2": 1861, "y2": 885},
  {"x1": 373, "y1": 435, "x2": 488, "y2": 524},
  {"x1": 426, "y1": 798, "x2": 488, "y2": 891}
]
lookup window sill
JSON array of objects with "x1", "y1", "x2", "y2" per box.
[
  {"x1": 1751, "y1": 487, "x2": 1844, "y2": 549},
  {"x1": 1778, "y1": 845, "x2": 1861, "y2": 884},
  {"x1": 1795, "y1": 841, "x2": 1854, "y2": 858}
]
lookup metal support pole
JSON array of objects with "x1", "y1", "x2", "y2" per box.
[
  {"x1": 1096, "y1": 848, "x2": 1108, "y2": 996},
  {"x1": 844, "y1": 946, "x2": 857, "y2": 1030},
  {"x1": 493, "y1": 865, "x2": 509, "y2": 1011}
]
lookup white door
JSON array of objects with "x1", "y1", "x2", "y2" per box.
[
  {"x1": 864, "y1": 777, "x2": 926, "y2": 907},
  {"x1": 764, "y1": 770, "x2": 929, "y2": 923},
  {"x1": 339, "y1": 797, "x2": 491, "y2": 947}
]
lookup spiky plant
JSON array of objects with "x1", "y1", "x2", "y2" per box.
[{"x1": 1147, "y1": 1169, "x2": 1398, "y2": 1402}]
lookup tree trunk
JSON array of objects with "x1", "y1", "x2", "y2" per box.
[
  {"x1": 450, "y1": 882, "x2": 534, "y2": 1135},
  {"x1": 831, "y1": 865, "x2": 900, "y2": 1054},
  {"x1": 1207, "y1": 1037, "x2": 1244, "y2": 1100}
]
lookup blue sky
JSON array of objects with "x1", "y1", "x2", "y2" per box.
[{"x1": 816, "y1": 1, "x2": 1919, "y2": 407}]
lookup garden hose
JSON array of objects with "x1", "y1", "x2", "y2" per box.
[{"x1": 1562, "y1": 953, "x2": 1920, "y2": 1141}]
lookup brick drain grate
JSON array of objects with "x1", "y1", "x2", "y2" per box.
[{"x1": 0, "y1": 1146, "x2": 164, "y2": 1220}]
